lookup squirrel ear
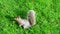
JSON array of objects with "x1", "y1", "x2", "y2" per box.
[{"x1": 18, "y1": 16, "x2": 21, "y2": 19}]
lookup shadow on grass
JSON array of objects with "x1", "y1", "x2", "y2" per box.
[
  {"x1": 13, "y1": 8, "x2": 27, "y2": 19},
  {"x1": 5, "y1": 15, "x2": 17, "y2": 24},
  {"x1": 5, "y1": 15, "x2": 14, "y2": 21}
]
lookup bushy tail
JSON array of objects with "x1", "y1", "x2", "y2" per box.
[{"x1": 27, "y1": 10, "x2": 36, "y2": 25}]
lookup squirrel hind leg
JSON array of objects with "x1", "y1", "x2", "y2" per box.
[{"x1": 23, "y1": 25, "x2": 30, "y2": 29}]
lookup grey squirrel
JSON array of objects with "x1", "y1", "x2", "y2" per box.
[{"x1": 14, "y1": 10, "x2": 36, "y2": 29}]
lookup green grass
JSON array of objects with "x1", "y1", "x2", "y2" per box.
[{"x1": 0, "y1": 0, "x2": 60, "y2": 34}]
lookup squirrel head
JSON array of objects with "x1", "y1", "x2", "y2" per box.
[
  {"x1": 14, "y1": 16, "x2": 21, "y2": 21},
  {"x1": 14, "y1": 16, "x2": 24, "y2": 26}
]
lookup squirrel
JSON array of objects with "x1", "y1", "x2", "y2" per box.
[{"x1": 14, "y1": 10, "x2": 36, "y2": 29}]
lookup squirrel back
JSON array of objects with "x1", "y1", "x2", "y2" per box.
[{"x1": 28, "y1": 10, "x2": 36, "y2": 25}]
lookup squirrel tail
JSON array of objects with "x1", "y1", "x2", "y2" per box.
[{"x1": 27, "y1": 10, "x2": 36, "y2": 25}]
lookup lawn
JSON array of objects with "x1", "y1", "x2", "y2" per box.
[{"x1": 0, "y1": 0, "x2": 60, "y2": 34}]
